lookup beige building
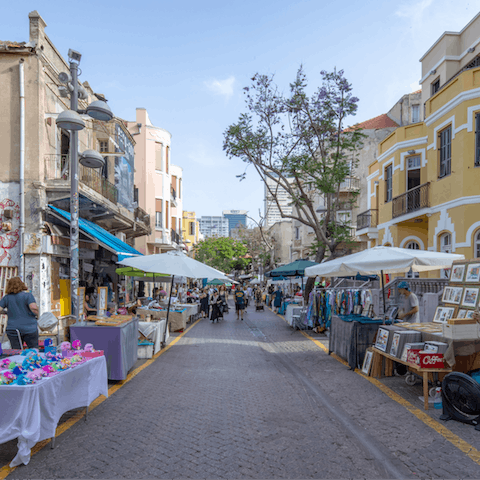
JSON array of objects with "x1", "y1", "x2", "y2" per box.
[
  {"x1": 267, "y1": 220, "x2": 293, "y2": 266},
  {"x1": 0, "y1": 11, "x2": 150, "y2": 316},
  {"x1": 128, "y1": 108, "x2": 183, "y2": 255}
]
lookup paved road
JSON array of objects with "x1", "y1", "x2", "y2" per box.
[{"x1": 5, "y1": 301, "x2": 480, "y2": 479}]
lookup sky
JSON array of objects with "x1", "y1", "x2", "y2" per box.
[{"x1": 2, "y1": 0, "x2": 479, "y2": 225}]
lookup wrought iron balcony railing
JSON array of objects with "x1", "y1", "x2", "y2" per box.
[
  {"x1": 339, "y1": 176, "x2": 360, "y2": 192},
  {"x1": 356, "y1": 209, "x2": 378, "y2": 230},
  {"x1": 45, "y1": 154, "x2": 118, "y2": 204},
  {"x1": 171, "y1": 228, "x2": 181, "y2": 245},
  {"x1": 392, "y1": 183, "x2": 429, "y2": 219}
]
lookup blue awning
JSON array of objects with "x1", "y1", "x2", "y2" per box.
[{"x1": 48, "y1": 205, "x2": 142, "y2": 261}]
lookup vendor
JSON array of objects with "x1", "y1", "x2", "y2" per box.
[
  {"x1": 397, "y1": 281, "x2": 419, "y2": 322},
  {"x1": 84, "y1": 294, "x2": 97, "y2": 315},
  {"x1": 0, "y1": 276, "x2": 39, "y2": 349}
]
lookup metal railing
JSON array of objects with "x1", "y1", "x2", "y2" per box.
[
  {"x1": 45, "y1": 154, "x2": 118, "y2": 204},
  {"x1": 392, "y1": 183, "x2": 429, "y2": 219},
  {"x1": 339, "y1": 176, "x2": 360, "y2": 191},
  {"x1": 171, "y1": 228, "x2": 181, "y2": 244},
  {"x1": 382, "y1": 276, "x2": 448, "y2": 306},
  {"x1": 356, "y1": 209, "x2": 378, "y2": 230}
]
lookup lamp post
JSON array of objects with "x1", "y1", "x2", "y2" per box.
[{"x1": 56, "y1": 49, "x2": 113, "y2": 322}]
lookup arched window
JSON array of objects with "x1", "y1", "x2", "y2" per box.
[
  {"x1": 406, "y1": 241, "x2": 420, "y2": 250},
  {"x1": 440, "y1": 233, "x2": 452, "y2": 253},
  {"x1": 475, "y1": 231, "x2": 480, "y2": 258}
]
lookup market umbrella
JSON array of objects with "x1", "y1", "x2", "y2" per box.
[
  {"x1": 118, "y1": 250, "x2": 232, "y2": 332},
  {"x1": 207, "y1": 279, "x2": 228, "y2": 285},
  {"x1": 266, "y1": 259, "x2": 319, "y2": 296},
  {"x1": 304, "y1": 246, "x2": 465, "y2": 319}
]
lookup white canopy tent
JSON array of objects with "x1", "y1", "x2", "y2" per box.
[{"x1": 304, "y1": 246, "x2": 465, "y2": 319}]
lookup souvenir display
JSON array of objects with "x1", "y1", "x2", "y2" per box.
[
  {"x1": 450, "y1": 264, "x2": 466, "y2": 283},
  {"x1": 433, "y1": 306, "x2": 455, "y2": 323},
  {"x1": 466, "y1": 263, "x2": 480, "y2": 283},
  {"x1": 389, "y1": 330, "x2": 422, "y2": 358},
  {"x1": 462, "y1": 287, "x2": 479, "y2": 308},
  {"x1": 442, "y1": 286, "x2": 463, "y2": 304}
]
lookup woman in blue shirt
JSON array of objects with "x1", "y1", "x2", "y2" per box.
[{"x1": 0, "y1": 277, "x2": 39, "y2": 349}]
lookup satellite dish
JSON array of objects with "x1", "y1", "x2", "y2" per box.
[{"x1": 440, "y1": 372, "x2": 480, "y2": 430}]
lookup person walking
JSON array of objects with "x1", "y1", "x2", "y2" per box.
[
  {"x1": 273, "y1": 286, "x2": 284, "y2": 314},
  {"x1": 219, "y1": 285, "x2": 229, "y2": 314},
  {"x1": 234, "y1": 286, "x2": 246, "y2": 320},
  {"x1": 0, "y1": 277, "x2": 39, "y2": 349},
  {"x1": 210, "y1": 290, "x2": 223, "y2": 323},
  {"x1": 200, "y1": 288, "x2": 210, "y2": 318}
]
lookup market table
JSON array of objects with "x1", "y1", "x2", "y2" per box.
[
  {"x1": 70, "y1": 318, "x2": 138, "y2": 380},
  {"x1": 137, "y1": 308, "x2": 188, "y2": 332},
  {"x1": 329, "y1": 315, "x2": 389, "y2": 370},
  {"x1": 0, "y1": 355, "x2": 108, "y2": 467},
  {"x1": 138, "y1": 320, "x2": 169, "y2": 354},
  {"x1": 370, "y1": 346, "x2": 452, "y2": 410}
]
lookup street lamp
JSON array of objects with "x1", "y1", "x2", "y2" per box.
[{"x1": 56, "y1": 48, "x2": 113, "y2": 322}]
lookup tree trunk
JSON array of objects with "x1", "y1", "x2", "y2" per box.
[{"x1": 303, "y1": 246, "x2": 326, "y2": 303}]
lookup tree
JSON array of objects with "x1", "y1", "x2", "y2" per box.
[
  {"x1": 223, "y1": 67, "x2": 364, "y2": 300},
  {"x1": 194, "y1": 236, "x2": 251, "y2": 274}
]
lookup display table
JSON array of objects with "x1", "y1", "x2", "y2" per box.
[
  {"x1": 370, "y1": 346, "x2": 452, "y2": 410},
  {"x1": 138, "y1": 320, "x2": 169, "y2": 354},
  {"x1": 70, "y1": 318, "x2": 138, "y2": 380},
  {"x1": 329, "y1": 315, "x2": 387, "y2": 370},
  {"x1": 285, "y1": 303, "x2": 304, "y2": 326},
  {"x1": 137, "y1": 308, "x2": 188, "y2": 332},
  {"x1": 0, "y1": 355, "x2": 108, "y2": 467},
  {"x1": 175, "y1": 303, "x2": 200, "y2": 322}
]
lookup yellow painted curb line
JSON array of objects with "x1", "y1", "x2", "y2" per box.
[
  {"x1": 0, "y1": 317, "x2": 202, "y2": 479},
  {"x1": 289, "y1": 315, "x2": 480, "y2": 467}
]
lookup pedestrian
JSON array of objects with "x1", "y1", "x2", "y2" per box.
[
  {"x1": 273, "y1": 286, "x2": 284, "y2": 313},
  {"x1": 397, "y1": 280, "x2": 419, "y2": 322},
  {"x1": 0, "y1": 277, "x2": 39, "y2": 349},
  {"x1": 234, "y1": 286, "x2": 246, "y2": 320},
  {"x1": 200, "y1": 288, "x2": 209, "y2": 318},
  {"x1": 210, "y1": 290, "x2": 223, "y2": 323},
  {"x1": 219, "y1": 285, "x2": 229, "y2": 313},
  {"x1": 246, "y1": 285, "x2": 253, "y2": 307}
]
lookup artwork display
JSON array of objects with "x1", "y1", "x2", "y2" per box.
[
  {"x1": 362, "y1": 349, "x2": 373, "y2": 375},
  {"x1": 466, "y1": 310, "x2": 475, "y2": 319},
  {"x1": 375, "y1": 327, "x2": 390, "y2": 352},
  {"x1": 433, "y1": 306, "x2": 455, "y2": 324},
  {"x1": 457, "y1": 309, "x2": 467, "y2": 319},
  {"x1": 466, "y1": 263, "x2": 480, "y2": 283},
  {"x1": 450, "y1": 264, "x2": 466, "y2": 283},
  {"x1": 442, "y1": 286, "x2": 463, "y2": 305},
  {"x1": 462, "y1": 287, "x2": 479, "y2": 308}
]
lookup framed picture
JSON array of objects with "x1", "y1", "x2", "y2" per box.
[
  {"x1": 442, "y1": 286, "x2": 463, "y2": 304},
  {"x1": 462, "y1": 287, "x2": 479, "y2": 308},
  {"x1": 433, "y1": 306, "x2": 456, "y2": 323},
  {"x1": 450, "y1": 264, "x2": 466, "y2": 283},
  {"x1": 361, "y1": 349, "x2": 374, "y2": 375},
  {"x1": 375, "y1": 327, "x2": 390, "y2": 352},
  {"x1": 466, "y1": 263, "x2": 480, "y2": 283},
  {"x1": 389, "y1": 332, "x2": 401, "y2": 357},
  {"x1": 386, "y1": 306, "x2": 398, "y2": 320},
  {"x1": 466, "y1": 310, "x2": 475, "y2": 319},
  {"x1": 457, "y1": 309, "x2": 467, "y2": 319}
]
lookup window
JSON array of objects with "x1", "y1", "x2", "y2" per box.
[
  {"x1": 476, "y1": 231, "x2": 480, "y2": 258},
  {"x1": 431, "y1": 78, "x2": 440, "y2": 96},
  {"x1": 98, "y1": 140, "x2": 108, "y2": 153},
  {"x1": 439, "y1": 126, "x2": 451, "y2": 178},
  {"x1": 475, "y1": 113, "x2": 480, "y2": 166},
  {"x1": 189, "y1": 222, "x2": 195, "y2": 236},
  {"x1": 407, "y1": 156, "x2": 421, "y2": 191},
  {"x1": 155, "y1": 212, "x2": 162, "y2": 229},
  {"x1": 440, "y1": 233, "x2": 452, "y2": 253},
  {"x1": 406, "y1": 241, "x2": 420, "y2": 250},
  {"x1": 155, "y1": 143, "x2": 163, "y2": 171},
  {"x1": 411, "y1": 105, "x2": 420, "y2": 123},
  {"x1": 385, "y1": 164, "x2": 393, "y2": 202},
  {"x1": 295, "y1": 227, "x2": 300, "y2": 240},
  {"x1": 337, "y1": 211, "x2": 351, "y2": 225}
]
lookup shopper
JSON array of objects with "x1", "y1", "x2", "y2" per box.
[
  {"x1": 0, "y1": 277, "x2": 39, "y2": 349},
  {"x1": 397, "y1": 281, "x2": 419, "y2": 322},
  {"x1": 200, "y1": 288, "x2": 210, "y2": 318},
  {"x1": 219, "y1": 285, "x2": 229, "y2": 314},
  {"x1": 210, "y1": 291, "x2": 223, "y2": 323},
  {"x1": 273, "y1": 286, "x2": 284, "y2": 313},
  {"x1": 234, "y1": 286, "x2": 246, "y2": 320}
]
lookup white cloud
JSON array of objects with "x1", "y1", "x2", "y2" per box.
[{"x1": 204, "y1": 76, "x2": 235, "y2": 99}]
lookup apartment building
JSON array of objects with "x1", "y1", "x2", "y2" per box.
[
  {"x1": 264, "y1": 176, "x2": 293, "y2": 228},
  {"x1": 0, "y1": 11, "x2": 150, "y2": 316},
  {"x1": 361, "y1": 12, "x2": 480, "y2": 275},
  {"x1": 199, "y1": 216, "x2": 229, "y2": 238},
  {"x1": 128, "y1": 108, "x2": 183, "y2": 255}
]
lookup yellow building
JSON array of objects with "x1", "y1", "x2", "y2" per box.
[
  {"x1": 182, "y1": 211, "x2": 200, "y2": 255},
  {"x1": 357, "y1": 12, "x2": 480, "y2": 275}
]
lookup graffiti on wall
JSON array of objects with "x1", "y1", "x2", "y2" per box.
[{"x1": 0, "y1": 197, "x2": 20, "y2": 267}]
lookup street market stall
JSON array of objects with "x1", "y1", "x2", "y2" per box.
[
  {"x1": 0, "y1": 351, "x2": 108, "y2": 467},
  {"x1": 70, "y1": 317, "x2": 138, "y2": 380}
]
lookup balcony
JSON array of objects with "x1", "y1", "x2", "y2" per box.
[
  {"x1": 339, "y1": 176, "x2": 360, "y2": 192},
  {"x1": 356, "y1": 209, "x2": 378, "y2": 230},
  {"x1": 135, "y1": 206, "x2": 150, "y2": 229},
  {"x1": 392, "y1": 183, "x2": 430, "y2": 219},
  {"x1": 171, "y1": 228, "x2": 181, "y2": 245},
  {"x1": 45, "y1": 154, "x2": 118, "y2": 204}
]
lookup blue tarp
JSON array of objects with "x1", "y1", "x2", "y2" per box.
[{"x1": 48, "y1": 205, "x2": 142, "y2": 261}]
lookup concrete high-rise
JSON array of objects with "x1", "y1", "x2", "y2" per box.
[{"x1": 222, "y1": 210, "x2": 247, "y2": 234}]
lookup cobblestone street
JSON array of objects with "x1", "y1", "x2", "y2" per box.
[{"x1": 3, "y1": 301, "x2": 480, "y2": 479}]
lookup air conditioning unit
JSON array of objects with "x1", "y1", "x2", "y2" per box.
[{"x1": 116, "y1": 232, "x2": 126, "y2": 242}]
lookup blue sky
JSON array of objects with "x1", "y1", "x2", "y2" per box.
[{"x1": 2, "y1": 1, "x2": 479, "y2": 224}]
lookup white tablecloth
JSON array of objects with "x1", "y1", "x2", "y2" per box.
[
  {"x1": 139, "y1": 320, "x2": 169, "y2": 354},
  {"x1": 0, "y1": 355, "x2": 108, "y2": 467}
]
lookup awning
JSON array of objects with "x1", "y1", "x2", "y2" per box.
[{"x1": 48, "y1": 205, "x2": 142, "y2": 261}]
